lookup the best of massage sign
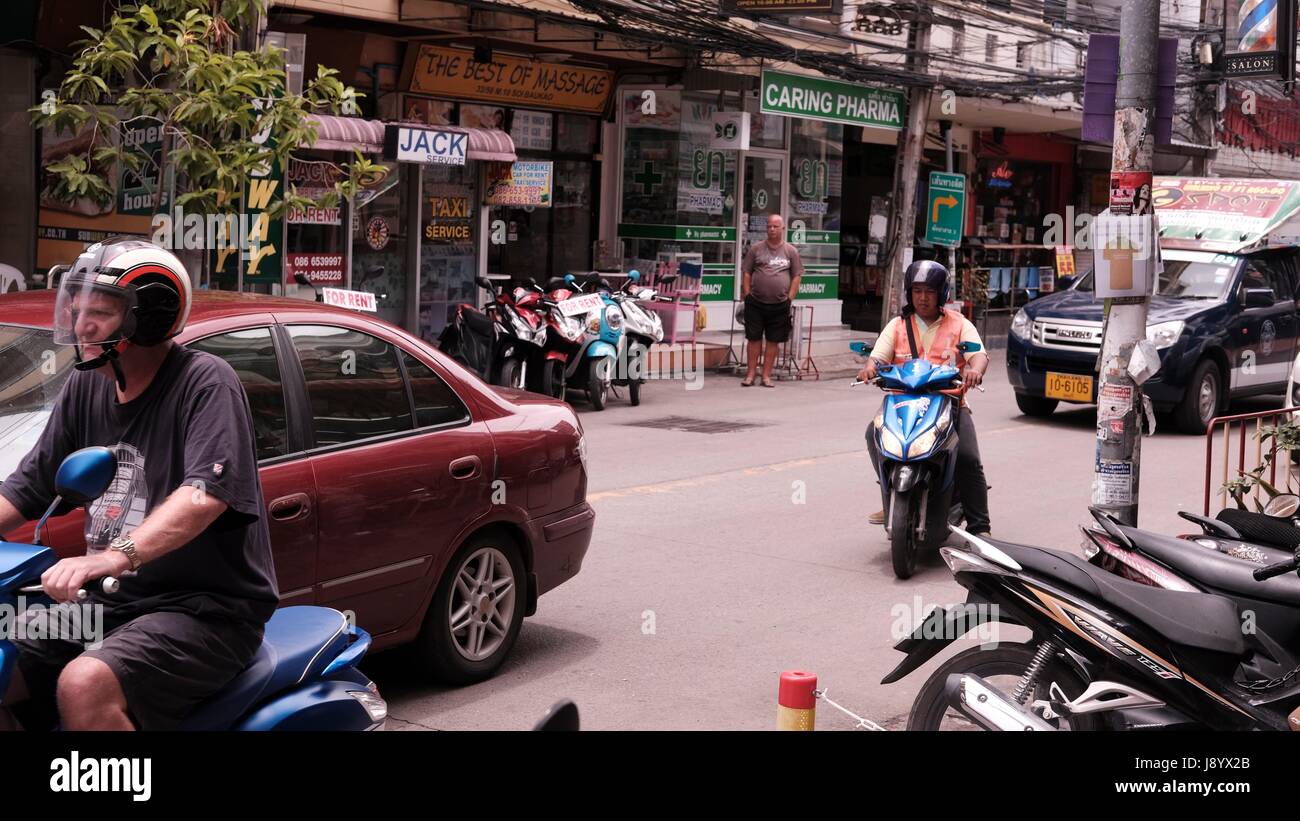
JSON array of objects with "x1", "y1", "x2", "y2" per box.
[
  {"x1": 760, "y1": 69, "x2": 906, "y2": 131},
  {"x1": 404, "y1": 45, "x2": 614, "y2": 115}
]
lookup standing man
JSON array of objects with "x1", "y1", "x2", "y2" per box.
[{"x1": 740, "y1": 213, "x2": 803, "y2": 387}]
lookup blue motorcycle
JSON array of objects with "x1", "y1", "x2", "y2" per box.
[
  {"x1": 852, "y1": 342, "x2": 979, "y2": 579},
  {"x1": 562, "y1": 273, "x2": 623, "y2": 411},
  {"x1": 0, "y1": 447, "x2": 387, "y2": 731}
]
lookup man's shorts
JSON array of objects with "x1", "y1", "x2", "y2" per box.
[
  {"x1": 743, "y1": 296, "x2": 792, "y2": 343},
  {"x1": 12, "y1": 605, "x2": 263, "y2": 730}
]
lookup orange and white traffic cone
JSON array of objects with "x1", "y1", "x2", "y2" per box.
[{"x1": 776, "y1": 670, "x2": 817, "y2": 731}]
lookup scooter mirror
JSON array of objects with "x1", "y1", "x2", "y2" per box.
[
  {"x1": 564, "y1": 274, "x2": 575, "y2": 284},
  {"x1": 54, "y1": 447, "x2": 117, "y2": 505},
  {"x1": 957, "y1": 341, "x2": 983, "y2": 354},
  {"x1": 849, "y1": 341, "x2": 869, "y2": 355},
  {"x1": 628, "y1": 270, "x2": 641, "y2": 282},
  {"x1": 531, "y1": 699, "x2": 580, "y2": 732},
  {"x1": 1264, "y1": 494, "x2": 1300, "y2": 518}
]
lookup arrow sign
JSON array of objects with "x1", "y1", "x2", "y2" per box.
[
  {"x1": 932, "y1": 194, "x2": 958, "y2": 224},
  {"x1": 924, "y1": 172, "x2": 966, "y2": 247}
]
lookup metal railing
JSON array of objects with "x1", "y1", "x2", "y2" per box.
[{"x1": 1203, "y1": 406, "x2": 1300, "y2": 515}]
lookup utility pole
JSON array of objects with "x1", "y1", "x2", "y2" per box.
[
  {"x1": 1094, "y1": 0, "x2": 1159, "y2": 526},
  {"x1": 882, "y1": 14, "x2": 931, "y2": 325}
]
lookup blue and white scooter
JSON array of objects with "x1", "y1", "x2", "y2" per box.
[
  {"x1": 851, "y1": 341, "x2": 981, "y2": 580},
  {"x1": 0, "y1": 447, "x2": 387, "y2": 731},
  {"x1": 562, "y1": 273, "x2": 623, "y2": 411},
  {"x1": 610, "y1": 270, "x2": 665, "y2": 407}
]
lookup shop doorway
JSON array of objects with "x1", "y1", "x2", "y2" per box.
[{"x1": 740, "y1": 153, "x2": 786, "y2": 260}]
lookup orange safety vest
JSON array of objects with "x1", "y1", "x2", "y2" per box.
[{"x1": 891, "y1": 308, "x2": 968, "y2": 368}]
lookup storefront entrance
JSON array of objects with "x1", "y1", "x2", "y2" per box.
[{"x1": 741, "y1": 153, "x2": 785, "y2": 257}]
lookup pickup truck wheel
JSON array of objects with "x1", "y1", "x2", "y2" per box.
[
  {"x1": 1014, "y1": 393, "x2": 1058, "y2": 417},
  {"x1": 1175, "y1": 360, "x2": 1220, "y2": 435}
]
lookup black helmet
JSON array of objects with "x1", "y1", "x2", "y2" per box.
[{"x1": 903, "y1": 259, "x2": 950, "y2": 311}]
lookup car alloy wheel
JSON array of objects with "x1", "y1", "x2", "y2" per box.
[{"x1": 448, "y1": 546, "x2": 518, "y2": 662}]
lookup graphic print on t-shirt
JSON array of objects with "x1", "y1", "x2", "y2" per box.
[{"x1": 85, "y1": 442, "x2": 149, "y2": 561}]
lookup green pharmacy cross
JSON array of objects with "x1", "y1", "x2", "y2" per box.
[{"x1": 634, "y1": 162, "x2": 663, "y2": 195}]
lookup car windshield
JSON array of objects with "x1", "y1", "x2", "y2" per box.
[
  {"x1": 1071, "y1": 253, "x2": 1237, "y2": 300},
  {"x1": 0, "y1": 325, "x2": 76, "y2": 481}
]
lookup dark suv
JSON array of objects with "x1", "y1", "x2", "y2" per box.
[{"x1": 1007, "y1": 248, "x2": 1300, "y2": 433}]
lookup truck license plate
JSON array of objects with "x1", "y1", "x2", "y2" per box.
[{"x1": 1045, "y1": 372, "x2": 1093, "y2": 402}]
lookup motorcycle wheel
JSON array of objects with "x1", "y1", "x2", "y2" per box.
[
  {"x1": 889, "y1": 488, "x2": 919, "y2": 579},
  {"x1": 498, "y1": 357, "x2": 526, "y2": 390},
  {"x1": 906, "y1": 643, "x2": 1102, "y2": 731},
  {"x1": 542, "y1": 359, "x2": 566, "y2": 401},
  {"x1": 588, "y1": 358, "x2": 609, "y2": 410}
]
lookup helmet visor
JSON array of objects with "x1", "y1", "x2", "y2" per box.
[{"x1": 53, "y1": 274, "x2": 137, "y2": 346}]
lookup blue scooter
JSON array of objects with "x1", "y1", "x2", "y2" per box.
[
  {"x1": 0, "y1": 447, "x2": 387, "y2": 731},
  {"x1": 562, "y1": 273, "x2": 623, "y2": 411},
  {"x1": 851, "y1": 342, "x2": 981, "y2": 580}
]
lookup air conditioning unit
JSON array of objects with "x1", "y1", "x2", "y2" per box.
[{"x1": 266, "y1": 31, "x2": 306, "y2": 96}]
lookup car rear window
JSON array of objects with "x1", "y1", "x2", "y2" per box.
[
  {"x1": 0, "y1": 325, "x2": 75, "y2": 481},
  {"x1": 288, "y1": 325, "x2": 414, "y2": 447}
]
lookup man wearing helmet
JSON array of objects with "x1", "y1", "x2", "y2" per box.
[
  {"x1": 0, "y1": 238, "x2": 278, "y2": 731},
  {"x1": 856, "y1": 259, "x2": 992, "y2": 536}
]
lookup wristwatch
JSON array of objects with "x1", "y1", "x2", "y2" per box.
[{"x1": 108, "y1": 536, "x2": 142, "y2": 572}]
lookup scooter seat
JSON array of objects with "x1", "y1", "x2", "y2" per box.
[
  {"x1": 989, "y1": 539, "x2": 1246, "y2": 657},
  {"x1": 179, "y1": 607, "x2": 351, "y2": 731},
  {"x1": 1116, "y1": 524, "x2": 1300, "y2": 608}
]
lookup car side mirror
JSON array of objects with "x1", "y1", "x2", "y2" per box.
[{"x1": 1243, "y1": 287, "x2": 1276, "y2": 308}]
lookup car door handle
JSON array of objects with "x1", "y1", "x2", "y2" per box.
[
  {"x1": 449, "y1": 456, "x2": 482, "y2": 480},
  {"x1": 268, "y1": 492, "x2": 311, "y2": 521}
]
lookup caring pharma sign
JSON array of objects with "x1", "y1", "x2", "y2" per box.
[{"x1": 760, "y1": 69, "x2": 905, "y2": 130}]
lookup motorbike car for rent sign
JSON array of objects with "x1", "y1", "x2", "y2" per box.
[
  {"x1": 760, "y1": 69, "x2": 905, "y2": 130},
  {"x1": 485, "y1": 161, "x2": 553, "y2": 207}
]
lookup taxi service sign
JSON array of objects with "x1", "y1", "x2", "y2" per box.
[{"x1": 924, "y1": 172, "x2": 966, "y2": 247}]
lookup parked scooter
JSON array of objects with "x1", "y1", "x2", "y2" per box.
[
  {"x1": 0, "y1": 447, "x2": 386, "y2": 731},
  {"x1": 883, "y1": 515, "x2": 1300, "y2": 731},
  {"x1": 561, "y1": 273, "x2": 623, "y2": 411},
  {"x1": 438, "y1": 276, "x2": 546, "y2": 390},
  {"x1": 610, "y1": 270, "x2": 664, "y2": 406},
  {"x1": 1080, "y1": 497, "x2": 1300, "y2": 656},
  {"x1": 852, "y1": 341, "x2": 980, "y2": 579}
]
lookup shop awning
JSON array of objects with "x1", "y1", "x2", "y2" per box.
[
  {"x1": 302, "y1": 115, "x2": 517, "y2": 162},
  {"x1": 303, "y1": 114, "x2": 385, "y2": 153}
]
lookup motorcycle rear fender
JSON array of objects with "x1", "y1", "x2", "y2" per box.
[
  {"x1": 880, "y1": 604, "x2": 1008, "y2": 685},
  {"x1": 234, "y1": 676, "x2": 384, "y2": 731}
]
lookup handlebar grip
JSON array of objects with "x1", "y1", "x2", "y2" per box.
[
  {"x1": 76, "y1": 576, "x2": 120, "y2": 601},
  {"x1": 1253, "y1": 560, "x2": 1298, "y2": 582}
]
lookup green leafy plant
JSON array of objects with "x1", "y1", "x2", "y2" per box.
[{"x1": 32, "y1": 1, "x2": 367, "y2": 236}]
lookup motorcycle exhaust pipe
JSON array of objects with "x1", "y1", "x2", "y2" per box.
[{"x1": 943, "y1": 673, "x2": 1056, "y2": 731}]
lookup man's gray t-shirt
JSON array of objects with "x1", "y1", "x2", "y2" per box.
[
  {"x1": 0, "y1": 345, "x2": 279, "y2": 626},
  {"x1": 743, "y1": 241, "x2": 805, "y2": 304}
]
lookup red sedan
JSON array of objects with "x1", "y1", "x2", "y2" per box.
[{"x1": 0, "y1": 290, "x2": 594, "y2": 684}]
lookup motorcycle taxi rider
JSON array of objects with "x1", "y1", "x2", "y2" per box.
[
  {"x1": 857, "y1": 259, "x2": 993, "y2": 537},
  {"x1": 0, "y1": 238, "x2": 278, "y2": 731}
]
